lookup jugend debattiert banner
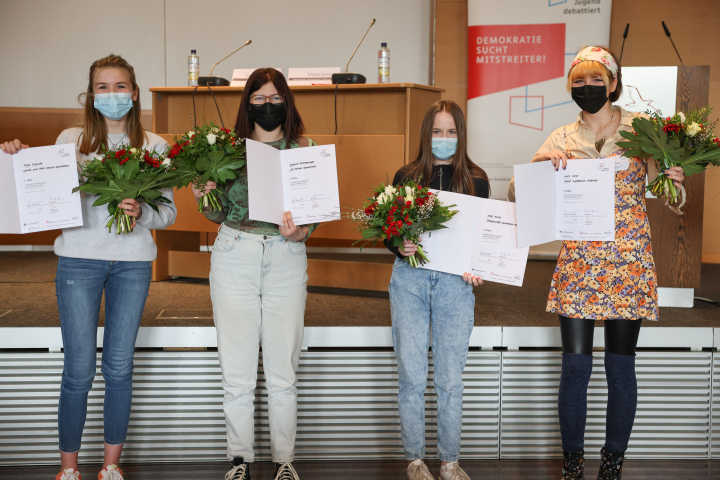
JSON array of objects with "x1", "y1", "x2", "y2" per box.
[{"x1": 466, "y1": 0, "x2": 611, "y2": 200}]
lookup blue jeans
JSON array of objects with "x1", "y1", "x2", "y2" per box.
[
  {"x1": 389, "y1": 258, "x2": 475, "y2": 462},
  {"x1": 55, "y1": 256, "x2": 152, "y2": 453}
]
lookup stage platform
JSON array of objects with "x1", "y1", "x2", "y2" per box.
[
  {"x1": 1, "y1": 251, "x2": 718, "y2": 329},
  {"x1": 0, "y1": 252, "x2": 719, "y2": 465}
]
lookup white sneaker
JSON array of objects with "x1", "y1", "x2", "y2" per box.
[
  {"x1": 225, "y1": 463, "x2": 250, "y2": 480},
  {"x1": 55, "y1": 468, "x2": 81, "y2": 480},
  {"x1": 98, "y1": 464, "x2": 124, "y2": 480},
  {"x1": 407, "y1": 460, "x2": 436, "y2": 480},
  {"x1": 440, "y1": 462, "x2": 471, "y2": 480},
  {"x1": 273, "y1": 462, "x2": 300, "y2": 480}
]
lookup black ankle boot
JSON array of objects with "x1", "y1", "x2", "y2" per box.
[
  {"x1": 561, "y1": 448, "x2": 584, "y2": 479},
  {"x1": 597, "y1": 447, "x2": 624, "y2": 479}
]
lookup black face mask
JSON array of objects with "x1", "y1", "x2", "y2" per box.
[
  {"x1": 571, "y1": 85, "x2": 609, "y2": 114},
  {"x1": 248, "y1": 102, "x2": 287, "y2": 132}
]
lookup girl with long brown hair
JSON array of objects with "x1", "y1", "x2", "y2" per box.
[
  {"x1": 386, "y1": 100, "x2": 489, "y2": 480},
  {"x1": 193, "y1": 68, "x2": 316, "y2": 480},
  {"x1": 1, "y1": 54, "x2": 176, "y2": 480}
]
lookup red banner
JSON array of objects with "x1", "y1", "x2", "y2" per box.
[{"x1": 467, "y1": 23, "x2": 566, "y2": 99}]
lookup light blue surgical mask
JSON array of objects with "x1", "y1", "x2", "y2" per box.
[
  {"x1": 94, "y1": 92, "x2": 133, "y2": 121},
  {"x1": 431, "y1": 137, "x2": 458, "y2": 160}
]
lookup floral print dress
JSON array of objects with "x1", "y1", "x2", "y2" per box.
[{"x1": 546, "y1": 125, "x2": 659, "y2": 321}]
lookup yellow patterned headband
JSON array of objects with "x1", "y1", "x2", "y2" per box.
[{"x1": 570, "y1": 47, "x2": 618, "y2": 77}]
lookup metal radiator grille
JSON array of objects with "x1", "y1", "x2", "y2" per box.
[
  {"x1": 0, "y1": 351, "x2": 500, "y2": 464},
  {"x1": 712, "y1": 352, "x2": 720, "y2": 458},
  {"x1": 500, "y1": 351, "x2": 712, "y2": 459}
]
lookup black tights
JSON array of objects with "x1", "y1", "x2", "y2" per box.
[
  {"x1": 560, "y1": 316, "x2": 642, "y2": 355},
  {"x1": 558, "y1": 316, "x2": 642, "y2": 454}
]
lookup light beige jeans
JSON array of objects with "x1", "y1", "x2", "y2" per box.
[{"x1": 210, "y1": 224, "x2": 307, "y2": 463}]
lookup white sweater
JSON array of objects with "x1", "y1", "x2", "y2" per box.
[{"x1": 53, "y1": 127, "x2": 176, "y2": 261}]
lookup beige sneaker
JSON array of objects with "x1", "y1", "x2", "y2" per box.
[
  {"x1": 440, "y1": 462, "x2": 471, "y2": 480},
  {"x1": 407, "y1": 459, "x2": 436, "y2": 480}
]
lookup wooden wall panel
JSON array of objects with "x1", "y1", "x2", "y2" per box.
[
  {"x1": 435, "y1": 0, "x2": 469, "y2": 113},
  {"x1": 0, "y1": 108, "x2": 153, "y2": 149},
  {"x1": 433, "y1": 0, "x2": 720, "y2": 262}
]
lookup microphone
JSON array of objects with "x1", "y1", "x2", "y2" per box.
[
  {"x1": 661, "y1": 21, "x2": 684, "y2": 66},
  {"x1": 332, "y1": 18, "x2": 376, "y2": 84},
  {"x1": 199, "y1": 40, "x2": 253, "y2": 86},
  {"x1": 619, "y1": 23, "x2": 629, "y2": 63}
]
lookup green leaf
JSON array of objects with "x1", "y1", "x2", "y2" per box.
[
  {"x1": 216, "y1": 169, "x2": 234, "y2": 182},
  {"x1": 109, "y1": 159, "x2": 123, "y2": 179},
  {"x1": 361, "y1": 228, "x2": 382, "y2": 238},
  {"x1": 141, "y1": 190, "x2": 162, "y2": 200},
  {"x1": 207, "y1": 150, "x2": 224, "y2": 163},
  {"x1": 682, "y1": 163, "x2": 705, "y2": 175},
  {"x1": 682, "y1": 144, "x2": 720, "y2": 167},
  {"x1": 196, "y1": 156, "x2": 211, "y2": 172},
  {"x1": 122, "y1": 158, "x2": 140, "y2": 180},
  {"x1": 79, "y1": 182, "x2": 124, "y2": 197}
]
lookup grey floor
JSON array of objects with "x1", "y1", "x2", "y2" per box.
[{"x1": 0, "y1": 459, "x2": 718, "y2": 480}]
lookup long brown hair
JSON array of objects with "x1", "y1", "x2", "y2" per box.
[
  {"x1": 400, "y1": 100, "x2": 489, "y2": 196},
  {"x1": 233, "y1": 68, "x2": 305, "y2": 145},
  {"x1": 78, "y1": 54, "x2": 146, "y2": 155}
]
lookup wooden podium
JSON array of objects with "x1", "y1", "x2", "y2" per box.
[{"x1": 149, "y1": 84, "x2": 444, "y2": 284}]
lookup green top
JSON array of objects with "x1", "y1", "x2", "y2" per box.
[{"x1": 203, "y1": 137, "x2": 319, "y2": 239}]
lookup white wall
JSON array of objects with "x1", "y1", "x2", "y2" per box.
[{"x1": 0, "y1": 0, "x2": 432, "y2": 109}]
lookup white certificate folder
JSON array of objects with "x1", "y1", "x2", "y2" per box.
[
  {"x1": 246, "y1": 139, "x2": 341, "y2": 225},
  {"x1": 418, "y1": 191, "x2": 529, "y2": 287},
  {"x1": 0, "y1": 144, "x2": 82, "y2": 234},
  {"x1": 513, "y1": 159, "x2": 615, "y2": 248}
]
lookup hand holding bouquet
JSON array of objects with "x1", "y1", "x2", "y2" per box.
[
  {"x1": 618, "y1": 107, "x2": 720, "y2": 214},
  {"x1": 351, "y1": 178, "x2": 458, "y2": 267},
  {"x1": 168, "y1": 122, "x2": 246, "y2": 213},
  {"x1": 75, "y1": 147, "x2": 176, "y2": 234}
]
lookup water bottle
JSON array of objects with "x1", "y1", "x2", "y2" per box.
[
  {"x1": 188, "y1": 49, "x2": 199, "y2": 87},
  {"x1": 378, "y1": 43, "x2": 390, "y2": 83}
]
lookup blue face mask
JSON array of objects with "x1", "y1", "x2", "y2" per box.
[
  {"x1": 94, "y1": 92, "x2": 134, "y2": 121},
  {"x1": 431, "y1": 137, "x2": 458, "y2": 160}
]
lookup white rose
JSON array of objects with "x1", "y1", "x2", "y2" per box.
[
  {"x1": 188, "y1": 130, "x2": 194, "y2": 137},
  {"x1": 207, "y1": 133, "x2": 217, "y2": 145},
  {"x1": 162, "y1": 158, "x2": 171, "y2": 166},
  {"x1": 130, "y1": 148, "x2": 138, "y2": 154},
  {"x1": 677, "y1": 112, "x2": 686, "y2": 123},
  {"x1": 686, "y1": 122, "x2": 701, "y2": 137},
  {"x1": 213, "y1": 127, "x2": 219, "y2": 133},
  {"x1": 404, "y1": 186, "x2": 415, "y2": 204},
  {"x1": 384, "y1": 185, "x2": 396, "y2": 196},
  {"x1": 377, "y1": 192, "x2": 389, "y2": 204}
]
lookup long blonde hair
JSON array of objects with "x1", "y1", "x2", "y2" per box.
[
  {"x1": 78, "y1": 54, "x2": 146, "y2": 155},
  {"x1": 400, "y1": 100, "x2": 489, "y2": 196}
]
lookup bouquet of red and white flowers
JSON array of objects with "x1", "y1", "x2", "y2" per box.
[
  {"x1": 618, "y1": 107, "x2": 720, "y2": 214},
  {"x1": 75, "y1": 146, "x2": 176, "y2": 234},
  {"x1": 168, "y1": 122, "x2": 246, "y2": 212},
  {"x1": 351, "y1": 178, "x2": 458, "y2": 267}
]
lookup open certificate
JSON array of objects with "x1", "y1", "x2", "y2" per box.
[
  {"x1": 513, "y1": 158, "x2": 615, "y2": 248},
  {"x1": 0, "y1": 144, "x2": 82, "y2": 234},
  {"x1": 246, "y1": 139, "x2": 340, "y2": 225},
  {"x1": 418, "y1": 191, "x2": 529, "y2": 287}
]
